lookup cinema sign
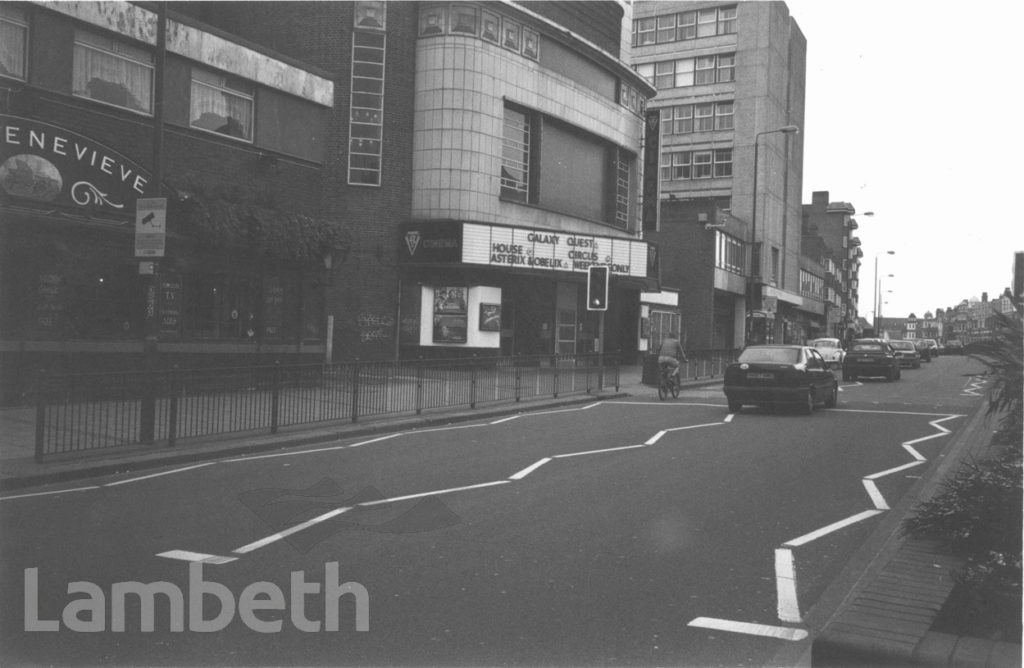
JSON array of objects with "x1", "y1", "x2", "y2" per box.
[{"x1": 0, "y1": 115, "x2": 153, "y2": 215}]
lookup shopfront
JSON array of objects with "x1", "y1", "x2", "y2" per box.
[{"x1": 396, "y1": 221, "x2": 657, "y2": 360}]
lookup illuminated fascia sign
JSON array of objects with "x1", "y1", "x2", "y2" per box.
[
  {"x1": 0, "y1": 115, "x2": 152, "y2": 214},
  {"x1": 462, "y1": 223, "x2": 649, "y2": 278},
  {"x1": 400, "y1": 222, "x2": 655, "y2": 280}
]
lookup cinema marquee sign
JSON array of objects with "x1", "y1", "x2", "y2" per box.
[
  {"x1": 401, "y1": 222, "x2": 653, "y2": 279},
  {"x1": 0, "y1": 115, "x2": 152, "y2": 214}
]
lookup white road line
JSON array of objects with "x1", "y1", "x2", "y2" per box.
[
  {"x1": 103, "y1": 462, "x2": 215, "y2": 487},
  {"x1": 554, "y1": 444, "x2": 647, "y2": 458},
  {"x1": 606, "y1": 401, "x2": 726, "y2": 408},
  {"x1": 688, "y1": 617, "x2": 808, "y2": 642},
  {"x1": 902, "y1": 443, "x2": 926, "y2": 460},
  {"x1": 723, "y1": 413, "x2": 735, "y2": 423},
  {"x1": 157, "y1": 550, "x2": 237, "y2": 565},
  {"x1": 509, "y1": 458, "x2": 551, "y2": 480},
  {"x1": 580, "y1": 402, "x2": 602, "y2": 410},
  {"x1": 490, "y1": 415, "x2": 520, "y2": 424},
  {"x1": 356, "y1": 480, "x2": 510, "y2": 507},
  {"x1": 784, "y1": 509, "x2": 885, "y2": 548},
  {"x1": 0, "y1": 485, "x2": 99, "y2": 501},
  {"x1": 223, "y1": 433, "x2": 403, "y2": 462},
  {"x1": 861, "y1": 480, "x2": 890, "y2": 510},
  {"x1": 865, "y1": 460, "x2": 926, "y2": 481},
  {"x1": 774, "y1": 548, "x2": 802, "y2": 623},
  {"x1": 233, "y1": 507, "x2": 352, "y2": 554},
  {"x1": 829, "y1": 408, "x2": 964, "y2": 417},
  {"x1": 645, "y1": 430, "x2": 667, "y2": 445}
]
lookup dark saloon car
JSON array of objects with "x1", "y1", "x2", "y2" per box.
[
  {"x1": 842, "y1": 339, "x2": 901, "y2": 381},
  {"x1": 724, "y1": 345, "x2": 838, "y2": 414},
  {"x1": 889, "y1": 340, "x2": 922, "y2": 368},
  {"x1": 946, "y1": 340, "x2": 964, "y2": 354}
]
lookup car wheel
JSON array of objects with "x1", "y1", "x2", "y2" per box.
[
  {"x1": 801, "y1": 389, "x2": 814, "y2": 415},
  {"x1": 728, "y1": 400, "x2": 742, "y2": 413},
  {"x1": 825, "y1": 383, "x2": 838, "y2": 408},
  {"x1": 671, "y1": 383, "x2": 680, "y2": 399}
]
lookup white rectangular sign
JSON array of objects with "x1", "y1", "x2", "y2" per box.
[{"x1": 135, "y1": 197, "x2": 167, "y2": 257}]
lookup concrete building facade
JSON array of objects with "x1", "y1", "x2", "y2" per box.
[{"x1": 631, "y1": 0, "x2": 806, "y2": 350}]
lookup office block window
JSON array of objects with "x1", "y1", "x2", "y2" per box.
[
  {"x1": 72, "y1": 29, "x2": 153, "y2": 114},
  {"x1": 501, "y1": 105, "x2": 531, "y2": 202},
  {"x1": 661, "y1": 148, "x2": 732, "y2": 181},
  {"x1": 632, "y1": 6, "x2": 738, "y2": 46},
  {"x1": 635, "y1": 54, "x2": 735, "y2": 89},
  {"x1": 713, "y1": 149, "x2": 732, "y2": 177},
  {"x1": 0, "y1": 5, "x2": 27, "y2": 81},
  {"x1": 715, "y1": 101, "x2": 734, "y2": 129},
  {"x1": 349, "y1": 31, "x2": 385, "y2": 186},
  {"x1": 695, "y1": 103, "x2": 714, "y2": 131},
  {"x1": 663, "y1": 102, "x2": 734, "y2": 135},
  {"x1": 716, "y1": 231, "x2": 745, "y2": 275},
  {"x1": 190, "y1": 67, "x2": 254, "y2": 142}
]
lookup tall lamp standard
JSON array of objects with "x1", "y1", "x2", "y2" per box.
[
  {"x1": 747, "y1": 124, "x2": 799, "y2": 344},
  {"x1": 873, "y1": 250, "x2": 895, "y2": 334}
]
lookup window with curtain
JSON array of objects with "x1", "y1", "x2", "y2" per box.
[
  {"x1": 0, "y1": 5, "x2": 27, "y2": 81},
  {"x1": 189, "y1": 67, "x2": 254, "y2": 141},
  {"x1": 73, "y1": 29, "x2": 153, "y2": 114}
]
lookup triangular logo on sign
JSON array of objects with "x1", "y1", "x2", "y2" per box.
[{"x1": 404, "y1": 231, "x2": 420, "y2": 256}]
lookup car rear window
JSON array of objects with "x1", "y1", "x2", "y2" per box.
[
  {"x1": 852, "y1": 344, "x2": 884, "y2": 352},
  {"x1": 812, "y1": 341, "x2": 838, "y2": 349},
  {"x1": 890, "y1": 342, "x2": 915, "y2": 350},
  {"x1": 739, "y1": 348, "x2": 800, "y2": 364}
]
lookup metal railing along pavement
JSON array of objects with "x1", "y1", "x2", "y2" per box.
[{"x1": 33, "y1": 353, "x2": 621, "y2": 461}]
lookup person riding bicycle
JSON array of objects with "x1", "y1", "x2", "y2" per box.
[{"x1": 657, "y1": 332, "x2": 687, "y2": 385}]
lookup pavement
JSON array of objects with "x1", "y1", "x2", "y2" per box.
[{"x1": 0, "y1": 363, "x2": 1018, "y2": 666}]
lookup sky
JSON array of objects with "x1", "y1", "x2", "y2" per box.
[{"x1": 780, "y1": 0, "x2": 1024, "y2": 319}]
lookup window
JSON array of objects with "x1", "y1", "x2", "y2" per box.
[
  {"x1": 451, "y1": 4, "x2": 478, "y2": 35},
  {"x1": 661, "y1": 151, "x2": 691, "y2": 180},
  {"x1": 713, "y1": 149, "x2": 732, "y2": 177},
  {"x1": 635, "y1": 63, "x2": 654, "y2": 86},
  {"x1": 73, "y1": 29, "x2": 153, "y2": 113},
  {"x1": 718, "y1": 6, "x2": 737, "y2": 34},
  {"x1": 676, "y1": 11, "x2": 696, "y2": 40},
  {"x1": 717, "y1": 53, "x2": 735, "y2": 82},
  {"x1": 354, "y1": 1, "x2": 386, "y2": 29},
  {"x1": 662, "y1": 105, "x2": 692, "y2": 135},
  {"x1": 349, "y1": 31, "x2": 385, "y2": 186},
  {"x1": 501, "y1": 17, "x2": 521, "y2": 51},
  {"x1": 771, "y1": 247, "x2": 780, "y2": 285},
  {"x1": 694, "y1": 103, "x2": 714, "y2": 131},
  {"x1": 190, "y1": 68, "x2": 254, "y2": 141},
  {"x1": 674, "y1": 58, "x2": 694, "y2": 87},
  {"x1": 655, "y1": 61, "x2": 675, "y2": 89},
  {"x1": 501, "y1": 105, "x2": 531, "y2": 201},
  {"x1": 0, "y1": 5, "x2": 27, "y2": 81},
  {"x1": 716, "y1": 231, "x2": 745, "y2": 274},
  {"x1": 697, "y1": 9, "x2": 717, "y2": 37},
  {"x1": 656, "y1": 15, "x2": 676, "y2": 43},
  {"x1": 615, "y1": 147, "x2": 630, "y2": 227},
  {"x1": 694, "y1": 56, "x2": 716, "y2": 85},
  {"x1": 419, "y1": 5, "x2": 447, "y2": 36},
  {"x1": 635, "y1": 17, "x2": 655, "y2": 46},
  {"x1": 715, "y1": 101, "x2": 734, "y2": 130},
  {"x1": 692, "y1": 150, "x2": 713, "y2": 178},
  {"x1": 650, "y1": 310, "x2": 681, "y2": 355}
]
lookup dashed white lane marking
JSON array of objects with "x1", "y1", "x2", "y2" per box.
[
  {"x1": 223, "y1": 433, "x2": 403, "y2": 463},
  {"x1": 156, "y1": 550, "x2": 237, "y2": 565},
  {"x1": 233, "y1": 507, "x2": 352, "y2": 554},
  {"x1": 784, "y1": 509, "x2": 886, "y2": 548},
  {"x1": 0, "y1": 485, "x2": 99, "y2": 501},
  {"x1": 356, "y1": 480, "x2": 510, "y2": 507},
  {"x1": 645, "y1": 422, "x2": 722, "y2": 445},
  {"x1": 104, "y1": 462, "x2": 215, "y2": 486},
  {"x1": 490, "y1": 415, "x2": 520, "y2": 424},
  {"x1": 688, "y1": 617, "x2": 808, "y2": 641},
  {"x1": 555, "y1": 444, "x2": 647, "y2": 458},
  {"x1": 724, "y1": 413, "x2": 735, "y2": 423},
  {"x1": 509, "y1": 458, "x2": 551, "y2": 480}
]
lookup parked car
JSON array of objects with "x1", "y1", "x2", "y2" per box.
[
  {"x1": 921, "y1": 338, "x2": 940, "y2": 357},
  {"x1": 842, "y1": 339, "x2": 901, "y2": 381},
  {"x1": 724, "y1": 345, "x2": 838, "y2": 415},
  {"x1": 915, "y1": 339, "x2": 933, "y2": 362},
  {"x1": 889, "y1": 340, "x2": 922, "y2": 368},
  {"x1": 946, "y1": 340, "x2": 964, "y2": 354},
  {"x1": 808, "y1": 337, "x2": 846, "y2": 369}
]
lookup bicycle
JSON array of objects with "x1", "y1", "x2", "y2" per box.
[{"x1": 657, "y1": 361, "x2": 680, "y2": 401}]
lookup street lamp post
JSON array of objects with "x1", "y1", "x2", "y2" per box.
[
  {"x1": 873, "y1": 250, "x2": 895, "y2": 335},
  {"x1": 747, "y1": 124, "x2": 799, "y2": 345}
]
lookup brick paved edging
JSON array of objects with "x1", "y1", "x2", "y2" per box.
[{"x1": 811, "y1": 400, "x2": 1022, "y2": 667}]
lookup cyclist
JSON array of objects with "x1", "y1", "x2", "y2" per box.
[{"x1": 657, "y1": 331, "x2": 687, "y2": 386}]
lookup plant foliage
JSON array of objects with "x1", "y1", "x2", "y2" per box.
[{"x1": 902, "y1": 311, "x2": 1023, "y2": 639}]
